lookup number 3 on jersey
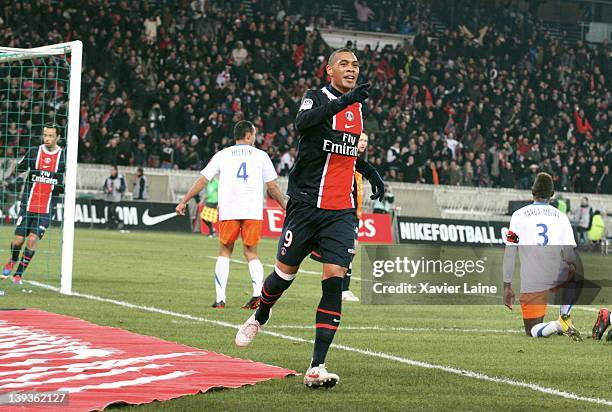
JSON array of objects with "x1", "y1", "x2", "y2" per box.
[
  {"x1": 536, "y1": 223, "x2": 548, "y2": 246},
  {"x1": 236, "y1": 162, "x2": 249, "y2": 182}
]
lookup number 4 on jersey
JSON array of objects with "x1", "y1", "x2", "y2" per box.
[{"x1": 236, "y1": 162, "x2": 249, "y2": 182}]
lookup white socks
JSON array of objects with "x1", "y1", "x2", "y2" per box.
[
  {"x1": 559, "y1": 305, "x2": 572, "y2": 317},
  {"x1": 248, "y1": 259, "x2": 264, "y2": 297},
  {"x1": 531, "y1": 321, "x2": 562, "y2": 337},
  {"x1": 214, "y1": 256, "x2": 230, "y2": 303}
]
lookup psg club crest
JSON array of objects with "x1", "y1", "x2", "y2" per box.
[{"x1": 345, "y1": 111, "x2": 354, "y2": 122}]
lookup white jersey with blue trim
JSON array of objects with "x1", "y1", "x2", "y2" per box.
[
  {"x1": 506, "y1": 202, "x2": 577, "y2": 293},
  {"x1": 201, "y1": 144, "x2": 277, "y2": 221},
  {"x1": 508, "y1": 202, "x2": 576, "y2": 246}
]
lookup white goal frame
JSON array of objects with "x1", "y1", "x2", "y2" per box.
[{"x1": 0, "y1": 41, "x2": 83, "y2": 295}]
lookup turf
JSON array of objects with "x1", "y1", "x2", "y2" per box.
[{"x1": 0, "y1": 227, "x2": 610, "y2": 411}]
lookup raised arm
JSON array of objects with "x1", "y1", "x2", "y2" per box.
[{"x1": 295, "y1": 84, "x2": 370, "y2": 132}]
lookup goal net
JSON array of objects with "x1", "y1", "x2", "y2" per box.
[{"x1": 0, "y1": 41, "x2": 82, "y2": 295}]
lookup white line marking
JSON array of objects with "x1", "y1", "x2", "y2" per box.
[
  {"x1": 206, "y1": 255, "x2": 362, "y2": 281},
  {"x1": 264, "y1": 325, "x2": 523, "y2": 334},
  {"x1": 552, "y1": 305, "x2": 598, "y2": 313},
  {"x1": 25, "y1": 280, "x2": 611, "y2": 407},
  {"x1": 168, "y1": 320, "x2": 522, "y2": 334}
]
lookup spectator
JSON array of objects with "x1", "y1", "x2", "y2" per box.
[
  {"x1": 582, "y1": 165, "x2": 599, "y2": 194},
  {"x1": 462, "y1": 162, "x2": 475, "y2": 187},
  {"x1": 574, "y1": 106, "x2": 593, "y2": 140},
  {"x1": 354, "y1": 0, "x2": 374, "y2": 31},
  {"x1": 587, "y1": 210, "x2": 605, "y2": 249},
  {"x1": 573, "y1": 197, "x2": 593, "y2": 246},
  {"x1": 144, "y1": 15, "x2": 162, "y2": 44},
  {"x1": 278, "y1": 147, "x2": 296, "y2": 176},
  {"x1": 499, "y1": 161, "x2": 515, "y2": 189},
  {"x1": 448, "y1": 160, "x2": 462, "y2": 186},
  {"x1": 103, "y1": 166, "x2": 126, "y2": 229},
  {"x1": 132, "y1": 167, "x2": 150, "y2": 200},
  {"x1": 0, "y1": 0, "x2": 608, "y2": 197},
  {"x1": 231, "y1": 41, "x2": 248, "y2": 66},
  {"x1": 597, "y1": 165, "x2": 610, "y2": 195},
  {"x1": 403, "y1": 155, "x2": 419, "y2": 183}
]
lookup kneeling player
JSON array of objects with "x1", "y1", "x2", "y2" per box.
[
  {"x1": 3, "y1": 124, "x2": 65, "y2": 285},
  {"x1": 503, "y1": 173, "x2": 582, "y2": 340},
  {"x1": 592, "y1": 307, "x2": 611, "y2": 341}
]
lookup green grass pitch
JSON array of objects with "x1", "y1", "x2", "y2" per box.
[{"x1": 0, "y1": 227, "x2": 610, "y2": 411}]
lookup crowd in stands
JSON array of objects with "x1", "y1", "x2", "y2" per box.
[{"x1": 0, "y1": 0, "x2": 610, "y2": 195}]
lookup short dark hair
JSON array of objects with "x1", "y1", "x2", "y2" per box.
[
  {"x1": 234, "y1": 120, "x2": 255, "y2": 141},
  {"x1": 532, "y1": 172, "x2": 554, "y2": 199},
  {"x1": 43, "y1": 122, "x2": 60, "y2": 135},
  {"x1": 328, "y1": 48, "x2": 356, "y2": 66}
]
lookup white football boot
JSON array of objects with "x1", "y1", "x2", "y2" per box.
[
  {"x1": 235, "y1": 311, "x2": 267, "y2": 347},
  {"x1": 342, "y1": 290, "x2": 359, "y2": 302},
  {"x1": 304, "y1": 363, "x2": 339, "y2": 388}
]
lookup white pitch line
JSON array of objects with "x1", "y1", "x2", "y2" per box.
[
  {"x1": 25, "y1": 280, "x2": 612, "y2": 407},
  {"x1": 168, "y1": 320, "x2": 522, "y2": 334},
  {"x1": 267, "y1": 325, "x2": 524, "y2": 334},
  {"x1": 552, "y1": 305, "x2": 599, "y2": 313},
  {"x1": 206, "y1": 255, "x2": 363, "y2": 281}
]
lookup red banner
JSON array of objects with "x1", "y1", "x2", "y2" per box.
[
  {"x1": 0, "y1": 309, "x2": 294, "y2": 412},
  {"x1": 199, "y1": 203, "x2": 393, "y2": 244},
  {"x1": 356, "y1": 213, "x2": 393, "y2": 244},
  {"x1": 263, "y1": 208, "x2": 393, "y2": 244}
]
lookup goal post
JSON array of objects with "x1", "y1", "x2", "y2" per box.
[{"x1": 0, "y1": 40, "x2": 82, "y2": 295}]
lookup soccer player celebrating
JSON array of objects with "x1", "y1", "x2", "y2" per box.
[
  {"x1": 2, "y1": 124, "x2": 65, "y2": 285},
  {"x1": 503, "y1": 172, "x2": 582, "y2": 340},
  {"x1": 176, "y1": 121, "x2": 286, "y2": 309},
  {"x1": 235, "y1": 49, "x2": 385, "y2": 388}
]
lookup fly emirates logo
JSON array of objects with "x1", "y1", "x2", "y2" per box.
[
  {"x1": 31, "y1": 170, "x2": 59, "y2": 185},
  {"x1": 322, "y1": 133, "x2": 358, "y2": 156}
]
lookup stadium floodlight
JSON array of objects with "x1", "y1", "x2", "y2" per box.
[{"x1": 0, "y1": 41, "x2": 82, "y2": 295}]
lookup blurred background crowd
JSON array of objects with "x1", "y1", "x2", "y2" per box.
[{"x1": 0, "y1": 0, "x2": 610, "y2": 194}]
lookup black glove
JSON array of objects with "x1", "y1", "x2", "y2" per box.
[
  {"x1": 357, "y1": 159, "x2": 385, "y2": 201},
  {"x1": 338, "y1": 82, "x2": 370, "y2": 107},
  {"x1": 367, "y1": 169, "x2": 385, "y2": 201}
]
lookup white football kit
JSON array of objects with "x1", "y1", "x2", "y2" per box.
[
  {"x1": 503, "y1": 202, "x2": 577, "y2": 293},
  {"x1": 201, "y1": 144, "x2": 278, "y2": 221}
]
